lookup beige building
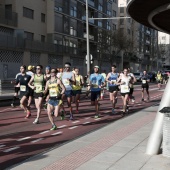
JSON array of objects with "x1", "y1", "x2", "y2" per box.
[{"x1": 0, "y1": 0, "x2": 119, "y2": 79}]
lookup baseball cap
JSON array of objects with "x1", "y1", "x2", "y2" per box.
[
  {"x1": 94, "y1": 65, "x2": 99, "y2": 69},
  {"x1": 28, "y1": 65, "x2": 33, "y2": 71},
  {"x1": 46, "y1": 66, "x2": 51, "y2": 70}
]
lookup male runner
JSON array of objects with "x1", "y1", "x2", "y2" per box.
[
  {"x1": 90, "y1": 66, "x2": 105, "y2": 118},
  {"x1": 141, "y1": 70, "x2": 150, "y2": 101},
  {"x1": 72, "y1": 68, "x2": 84, "y2": 113},
  {"x1": 62, "y1": 62, "x2": 75, "y2": 120},
  {"x1": 16, "y1": 65, "x2": 31, "y2": 118},
  {"x1": 44, "y1": 68, "x2": 65, "y2": 130},
  {"x1": 106, "y1": 65, "x2": 119, "y2": 114},
  {"x1": 156, "y1": 71, "x2": 163, "y2": 90}
]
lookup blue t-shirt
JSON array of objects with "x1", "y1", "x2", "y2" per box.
[
  {"x1": 90, "y1": 73, "x2": 105, "y2": 91},
  {"x1": 62, "y1": 72, "x2": 74, "y2": 90},
  {"x1": 141, "y1": 74, "x2": 150, "y2": 85},
  {"x1": 108, "y1": 72, "x2": 119, "y2": 87}
]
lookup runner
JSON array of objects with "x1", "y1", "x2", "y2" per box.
[
  {"x1": 90, "y1": 66, "x2": 105, "y2": 118},
  {"x1": 11, "y1": 72, "x2": 21, "y2": 107},
  {"x1": 101, "y1": 70, "x2": 107, "y2": 100},
  {"x1": 28, "y1": 65, "x2": 46, "y2": 124},
  {"x1": 117, "y1": 68, "x2": 132, "y2": 115},
  {"x1": 26, "y1": 65, "x2": 34, "y2": 109},
  {"x1": 106, "y1": 65, "x2": 119, "y2": 114},
  {"x1": 16, "y1": 65, "x2": 31, "y2": 118},
  {"x1": 72, "y1": 68, "x2": 84, "y2": 113},
  {"x1": 62, "y1": 62, "x2": 75, "y2": 120},
  {"x1": 44, "y1": 68, "x2": 65, "y2": 130},
  {"x1": 156, "y1": 71, "x2": 163, "y2": 90},
  {"x1": 141, "y1": 70, "x2": 150, "y2": 101},
  {"x1": 127, "y1": 68, "x2": 136, "y2": 103}
]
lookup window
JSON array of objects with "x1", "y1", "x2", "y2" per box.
[
  {"x1": 112, "y1": 10, "x2": 116, "y2": 17},
  {"x1": 98, "y1": 21, "x2": 102, "y2": 27},
  {"x1": 70, "y1": 6, "x2": 77, "y2": 17},
  {"x1": 41, "y1": 35, "x2": 45, "y2": 42},
  {"x1": 107, "y1": 10, "x2": 111, "y2": 16},
  {"x1": 120, "y1": 7, "x2": 124, "y2": 13},
  {"x1": 162, "y1": 36, "x2": 166, "y2": 40},
  {"x1": 127, "y1": 29, "x2": 130, "y2": 35},
  {"x1": 25, "y1": 31, "x2": 34, "y2": 40},
  {"x1": 23, "y1": 7, "x2": 34, "y2": 19},
  {"x1": 107, "y1": 22, "x2": 111, "y2": 30},
  {"x1": 41, "y1": 13, "x2": 45, "y2": 22},
  {"x1": 113, "y1": 24, "x2": 116, "y2": 30},
  {"x1": 98, "y1": 4, "x2": 102, "y2": 11},
  {"x1": 55, "y1": 6, "x2": 63, "y2": 12},
  {"x1": 113, "y1": 0, "x2": 117, "y2": 3},
  {"x1": 120, "y1": 18, "x2": 124, "y2": 25}
]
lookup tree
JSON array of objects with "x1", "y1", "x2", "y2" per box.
[{"x1": 96, "y1": 29, "x2": 134, "y2": 68}]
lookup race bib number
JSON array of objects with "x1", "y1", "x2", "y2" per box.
[
  {"x1": 49, "y1": 89, "x2": 58, "y2": 97},
  {"x1": 63, "y1": 79, "x2": 70, "y2": 86},
  {"x1": 121, "y1": 85, "x2": 129, "y2": 93},
  {"x1": 35, "y1": 85, "x2": 42, "y2": 92},
  {"x1": 142, "y1": 80, "x2": 146, "y2": 84},
  {"x1": 76, "y1": 80, "x2": 80, "y2": 86},
  {"x1": 111, "y1": 80, "x2": 116, "y2": 84},
  {"x1": 20, "y1": 85, "x2": 26, "y2": 92}
]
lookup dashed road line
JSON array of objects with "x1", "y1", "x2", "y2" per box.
[
  {"x1": 85, "y1": 117, "x2": 90, "y2": 119},
  {"x1": 72, "y1": 121, "x2": 80, "y2": 124},
  {"x1": 68, "y1": 126, "x2": 78, "y2": 130},
  {"x1": 83, "y1": 122, "x2": 90, "y2": 125},
  {"x1": 0, "y1": 145, "x2": 6, "y2": 148},
  {"x1": 58, "y1": 125, "x2": 67, "y2": 129},
  {"x1": 17, "y1": 137, "x2": 31, "y2": 142},
  {"x1": 39, "y1": 130, "x2": 50, "y2": 135},
  {"x1": 31, "y1": 138, "x2": 44, "y2": 143},
  {"x1": 51, "y1": 131, "x2": 62, "y2": 136},
  {"x1": 3, "y1": 146, "x2": 20, "y2": 153},
  {"x1": 94, "y1": 118, "x2": 101, "y2": 120}
]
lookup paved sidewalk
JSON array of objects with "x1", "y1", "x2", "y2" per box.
[{"x1": 10, "y1": 104, "x2": 170, "y2": 170}]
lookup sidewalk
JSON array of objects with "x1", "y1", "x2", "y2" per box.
[{"x1": 10, "y1": 105, "x2": 170, "y2": 170}]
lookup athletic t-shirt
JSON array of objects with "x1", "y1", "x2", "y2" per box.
[
  {"x1": 108, "y1": 72, "x2": 119, "y2": 87},
  {"x1": 141, "y1": 75, "x2": 150, "y2": 85},
  {"x1": 16, "y1": 74, "x2": 31, "y2": 92},
  {"x1": 62, "y1": 72, "x2": 74, "y2": 90},
  {"x1": 90, "y1": 73, "x2": 105, "y2": 92}
]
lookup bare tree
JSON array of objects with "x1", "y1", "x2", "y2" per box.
[{"x1": 97, "y1": 29, "x2": 134, "y2": 68}]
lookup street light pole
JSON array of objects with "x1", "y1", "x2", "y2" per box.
[{"x1": 86, "y1": 0, "x2": 90, "y2": 75}]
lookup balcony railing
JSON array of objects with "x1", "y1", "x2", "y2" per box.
[
  {"x1": 83, "y1": 33, "x2": 94, "y2": 40},
  {"x1": 146, "y1": 40, "x2": 150, "y2": 44},
  {"x1": 0, "y1": 7, "x2": 18, "y2": 27}
]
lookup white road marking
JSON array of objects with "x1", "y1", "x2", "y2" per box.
[
  {"x1": 72, "y1": 121, "x2": 80, "y2": 124},
  {"x1": 39, "y1": 130, "x2": 49, "y2": 134},
  {"x1": 69, "y1": 126, "x2": 78, "y2": 130},
  {"x1": 83, "y1": 122, "x2": 90, "y2": 125},
  {"x1": 3, "y1": 146, "x2": 20, "y2": 153},
  {"x1": 85, "y1": 117, "x2": 90, "y2": 119},
  {"x1": 17, "y1": 137, "x2": 31, "y2": 142},
  {"x1": 0, "y1": 145, "x2": 6, "y2": 148},
  {"x1": 58, "y1": 125, "x2": 67, "y2": 129},
  {"x1": 31, "y1": 138, "x2": 44, "y2": 143},
  {"x1": 0, "y1": 108, "x2": 21, "y2": 113},
  {"x1": 51, "y1": 131, "x2": 62, "y2": 136},
  {"x1": 95, "y1": 118, "x2": 101, "y2": 120}
]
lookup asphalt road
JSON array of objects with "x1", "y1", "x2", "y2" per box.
[{"x1": 0, "y1": 84, "x2": 164, "y2": 169}]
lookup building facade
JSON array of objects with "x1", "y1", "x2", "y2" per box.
[
  {"x1": 0, "y1": 0, "x2": 119, "y2": 79},
  {"x1": 118, "y1": 0, "x2": 159, "y2": 72}
]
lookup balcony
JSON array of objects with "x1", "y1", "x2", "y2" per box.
[
  {"x1": 83, "y1": 33, "x2": 94, "y2": 40},
  {"x1": 0, "y1": 7, "x2": 18, "y2": 27},
  {"x1": 82, "y1": 16, "x2": 95, "y2": 24},
  {"x1": 146, "y1": 40, "x2": 150, "y2": 44},
  {"x1": 146, "y1": 30, "x2": 151, "y2": 35}
]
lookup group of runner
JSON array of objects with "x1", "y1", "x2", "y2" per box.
[{"x1": 11, "y1": 63, "x2": 161, "y2": 130}]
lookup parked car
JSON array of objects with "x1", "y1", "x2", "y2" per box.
[
  {"x1": 133, "y1": 72, "x2": 142, "y2": 82},
  {"x1": 148, "y1": 72, "x2": 156, "y2": 82}
]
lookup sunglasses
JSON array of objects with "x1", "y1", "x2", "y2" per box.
[
  {"x1": 36, "y1": 68, "x2": 41, "y2": 70},
  {"x1": 51, "y1": 71, "x2": 56, "y2": 73}
]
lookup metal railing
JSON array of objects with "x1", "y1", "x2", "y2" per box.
[{"x1": 0, "y1": 79, "x2": 14, "y2": 96}]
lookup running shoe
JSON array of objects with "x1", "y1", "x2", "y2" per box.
[
  {"x1": 94, "y1": 114, "x2": 99, "y2": 119},
  {"x1": 25, "y1": 111, "x2": 31, "y2": 119},
  {"x1": 69, "y1": 113, "x2": 74, "y2": 120},
  {"x1": 50, "y1": 125, "x2": 57, "y2": 130},
  {"x1": 141, "y1": 98, "x2": 144, "y2": 102},
  {"x1": 126, "y1": 106, "x2": 129, "y2": 113},
  {"x1": 33, "y1": 118, "x2": 39, "y2": 124},
  {"x1": 11, "y1": 103, "x2": 15, "y2": 107},
  {"x1": 60, "y1": 111, "x2": 65, "y2": 120},
  {"x1": 112, "y1": 108, "x2": 115, "y2": 114}
]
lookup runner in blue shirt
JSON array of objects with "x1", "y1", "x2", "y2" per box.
[
  {"x1": 106, "y1": 65, "x2": 119, "y2": 114},
  {"x1": 90, "y1": 66, "x2": 105, "y2": 118}
]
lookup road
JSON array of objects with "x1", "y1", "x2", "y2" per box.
[{"x1": 0, "y1": 84, "x2": 164, "y2": 169}]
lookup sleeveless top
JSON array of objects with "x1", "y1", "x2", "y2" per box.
[
  {"x1": 72, "y1": 75, "x2": 82, "y2": 90},
  {"x1": 157, "y1": 73, "x2": 162, "y2": 80},
  {"x1": 108, "y1": 72, "x2": 119, "y2": 87},
  {"x1": 120, "y1": 75, "x2": 131, "y2": 93},
  {"x1": 48, "y1": 79, "x2": 60, "y2": 98},
  {"x1": 34, "y1": 74, "x2": 45, "y2": 93}
]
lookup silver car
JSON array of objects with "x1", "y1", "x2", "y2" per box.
[{"x1": 133, "y1": 72, "x2": 142, "y2": 82}]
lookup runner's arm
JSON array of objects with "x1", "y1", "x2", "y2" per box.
[
  {"x1": 44, "y1": 80, "x2": 49, "y2": 95},
  {"x1": 28, "y1": 75, "x2": 35, "y2": 89},
  {"x1": 106, "y1": 73, "x2": 111, "y2": 83},
  {"x1": 58, "y1": 79, "x2": 66, "y2": 95}
]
